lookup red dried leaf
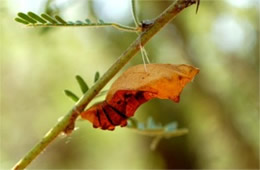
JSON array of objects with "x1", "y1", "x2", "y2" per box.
[{"x1": 81, "y1": 64, "x2": 199, "y2": 130}]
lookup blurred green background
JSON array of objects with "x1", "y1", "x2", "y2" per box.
[{"x1": 1, "y1": 0, "x2": 259, "y2": 169}]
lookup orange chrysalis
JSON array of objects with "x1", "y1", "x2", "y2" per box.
[{"x1": 81, "y1": 64, "x2": 199, "y2": 130}]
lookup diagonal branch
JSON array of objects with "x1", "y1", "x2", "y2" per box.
[{"x1": 12, "y1": 0, "x2": 197, "y2": 169}]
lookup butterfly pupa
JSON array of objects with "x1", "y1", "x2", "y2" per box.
[{"x1": 81, "y1": 64, "x2": 199, "y2": 130}]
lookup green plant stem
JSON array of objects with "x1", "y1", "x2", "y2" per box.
[
  {"x1": 25, "y1": 23, "x2": 140, "y2": 32},
  {"x1": 128, "y1": 128, "x2": 189, "y2": 137},
  {"x1": 12, "y1": 0, "x2": 197, "y2": 169},
  {"x1": 128, "y1": 127, "x2": 189, "y2": 150},
  {"x1": 131, "y1": 0, "x2": 140, "y2": 27}
]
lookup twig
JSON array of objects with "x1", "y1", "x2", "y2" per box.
[
  {"x1": 128, "y1": 128, "x2": 189, "y2": 137},
  {"x1": 131, "y1": 0, "x2": 140, "y2": 27},
  {"x1": 127, "y1": 127, "x2": 189, "y2": 150},
  {"x1": 12, "y1": 0, "x2": 197, "y2": 169},
  {"x1": 26, "y1": 23, "x2": 140, "y2": 32}
]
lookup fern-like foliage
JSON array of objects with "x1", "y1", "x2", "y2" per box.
[
  {"x1": 64, "y1": 73, "x2": 101, "y2": 102},
  {"x1": 15, "y1": 12, "x2": 140, "y2": 32},
  {"x1": 128, "y1": 117, "x2": 188, "y2": 150}
]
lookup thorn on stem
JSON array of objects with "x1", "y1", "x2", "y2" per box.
[
  {"x1": 94, "y1": 72, "x2": 100, "y2": 82},
  {"x1": 196, "y1": 0, "x2": 200, "y2": 14}
]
